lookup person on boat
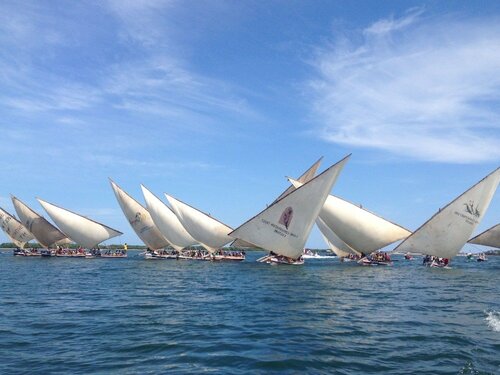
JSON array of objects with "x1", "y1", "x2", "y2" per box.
[{"x1": 423, "y1": 254, "x2": 431, "y2": 265}]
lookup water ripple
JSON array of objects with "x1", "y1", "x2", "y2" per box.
[{"x1": 0, "y1": 251, "x2": 499, "y2": 374}]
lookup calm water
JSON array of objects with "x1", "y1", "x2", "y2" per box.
[{"x1": 0, "y1": 250, "x2": 498, "y2": 375}]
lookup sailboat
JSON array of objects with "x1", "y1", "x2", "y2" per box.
[
  {"x1": 468, "y1": 224, "x2": 499, "y2": 249},
  {"x1": 109, "y1": 179, "x2": 170, "y2": 258},
  {"x1": 165, "y1": 194, "x2": 243, "y2": 261},
  {"x1": 11, "y1": 195, "x2": 71, "y2": 256},
  {"x1": 231, "y1": 157, "x2": 323, "y2": 250},
  {"x1": 394, "y1": 167, "x2": 500, "y2": 268},
  {"x1": 141, "y1": 185, "x2": 198, "y2": 259},
  {"x1": 37, "y1": 198, "x2": 123, "y2": 258},
  {"x1": 468, "y1": 223, "x2": 499, "y2": 262},
  {"x1": 288, "y1": 178, "x2": 411, "y2": 266},
  {"x1": 0, "y1": 207, "x2": 35, "y2": 255},
  {"x1": 229, "y1": 155, "x2": 350, "y2": 265}
]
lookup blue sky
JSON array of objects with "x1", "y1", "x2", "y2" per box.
[{"x1": 1, "y1": 1, "x2": 499, "y2": 249}]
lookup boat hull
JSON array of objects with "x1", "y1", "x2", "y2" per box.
[{"x1": 358, "y1": 258, "x2": 393, "y2": 266}]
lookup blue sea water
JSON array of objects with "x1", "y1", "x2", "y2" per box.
[{"x1": 0, "y1": 250, "x2": 498, "y2": 374}]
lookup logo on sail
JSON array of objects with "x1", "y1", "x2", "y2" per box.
[
  {"x1": 130, "y1": 212, "x2": 142, "y2": 226},
  {"x1": 279, "y1": 207, "x2": 293, "y2": 229},
  {"x1": 463, "y1": 200, "x2": 480, "y2": 218}
]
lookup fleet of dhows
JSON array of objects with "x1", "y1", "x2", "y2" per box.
[{"x1": 1, "y1": 155, "x2": 499, "y2": 267}]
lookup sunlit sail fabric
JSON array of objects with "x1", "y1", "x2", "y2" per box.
[
  {"x1": 394, "y1": 168, "x2": 500, "y2": 259},
  {"x1": 289, "y1": 178, "x2": 411, "y2": 254},
  {"x1": 230, "y1": 155, "x2": 350, "y2": 260},
  {"x1": 275, "y1": 156, "x2": 323, "y2": 202},
  {"x1": 0, "y1": 207, "x2": 34, "y2": 248},
  {"x1": 11, "y1": 195, "x2": 71, "y2": 248},
  {"x1": 232, "y1": 157, "x2": 324, "y2": 249},
  {"x1": 316, "y1": 217, "x2": 360, "y2": 258},
  {"x1": 468, "y1": 223, "x2": 500, "y2": 249},
  {"x1": 109, "y1": 179, "x2": 169, "y2": 250},
  {"x1": 165, "y1": 194, "x2": 233, "y2": 253},
  {"x1": 37, "y1": 198, "x2": 122, "y2": 249},
  {"x1": 141, "y1": 185, "x2": 197, "y2": 251}
]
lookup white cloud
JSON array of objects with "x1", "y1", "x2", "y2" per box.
[
  {"x1": 105, "y1": 0, "x2": 177, "y2": 47},
  {"x1": 0, "y1": 1, "x2": 256, "y2": 135},
  {"x1": 81, "y1": 152, "x2": 217, "y2": 171},
  {"x1": 309, "y1": 10, "x2": 500, "y2": 163},
  {"x1": 103, "y1": 57, "x2": 255, "y2": 123}
]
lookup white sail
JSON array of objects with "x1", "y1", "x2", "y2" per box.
[
  {"x1": 289, "y1": 178, "x2": 411, "y2": 254},
  {"x1": 468, "y1": 224, "x2": 500, "y2": 248},
  {"x1": 109, "y1": 180, "x2": 169, "y2": 250},
  {"x1": 0, "y1": 207, "x2": 35, "y2": 248},
  {"x1": 275, "y1": 156, "x2": 323, "y2": 201},
  {"x1": 230, "y1": 155, "x2": 350, "y2": 260},
  {"x1": 231, "y1": 157, "x2": 324, "y2": 249},
  {"x1": 37, "y1": 198, "x2": 122, "y2": 249},
  {"x1": 316, "y1": 217, "x2": 360, "y2": 257},
  {"x1": 394, "y1": 167, "x2": 500, "y2": 259},
  {"x1": 165, "y1": 194, "x2": 233, "y2": 253},
  {"x1": 141, "y1": 185, "x2": 197, "y2": 251},
  {"x1": 11, "y1": 195, "x2": 71, "y2": 248}
]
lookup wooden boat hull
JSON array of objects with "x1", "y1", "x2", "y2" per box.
[
  {"x1": 55, "y1": 253, "x2": 87, "y2": 258},
  {"x1": 212, "y1": 255, "x2": 245, "y2": 262},
  {"x1": 266, "y1": 256, "x2": 304, "y2": 265},
  {"x1": 358, "y1": 258, "x2": 393, "y2": 266}
]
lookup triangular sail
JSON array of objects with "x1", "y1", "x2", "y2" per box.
[
  {"x1": 230, "y1": 158, "x2": 323, "y2": 249},
  {"x1": 274, "y1": 156, "x2": 323, "y2": 202},
  {"x1": 37, "y1": 198, "x2": 123, "y2": 249},
  {"x1": 230, "y1": 155, "x2": 351, "y2": 260},
  {"x1": 11, "y1": 195, "x2": 71, "y2": 248},
  {"x1": 141, "y1": 185, "x2": 197, "y2": 251},
  {"x1": 109, "y1": 180, "x2": 169, "y2": 250},
  {"x1": 0, "y1": 207, "x2": 35, "y2": 248},
  {"x1": 289, "y1": 178, "x2": 411, "y2": 254},
  {"x1": 394, "y1": 167, "x2": 500, "y2": 259},
  {"x1": 316, "y1": 217, "x2": 360, "y2": 257},
  {"x1": 165, "y1": 194, "x2": 233, "y2": 253},
  {"x1": 468, "y1": 224, "x2": 500, "y2": 248}
]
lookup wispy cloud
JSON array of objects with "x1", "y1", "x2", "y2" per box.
[
  {"x1": 308, "y1": 9, "x2": 500, "y2": 163},
  {"x1": 82, "y1": 153, "x2": 218, "y2": 171},
  {"x1": 105, "y1": 0, "x2": 176, "y2": 47},
  {"x1": 0, "y1": 1, "x2": 256, "y2": 132},
  {"x1": 103, "y1": 57, "x2": 255, "y2": 125}
]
